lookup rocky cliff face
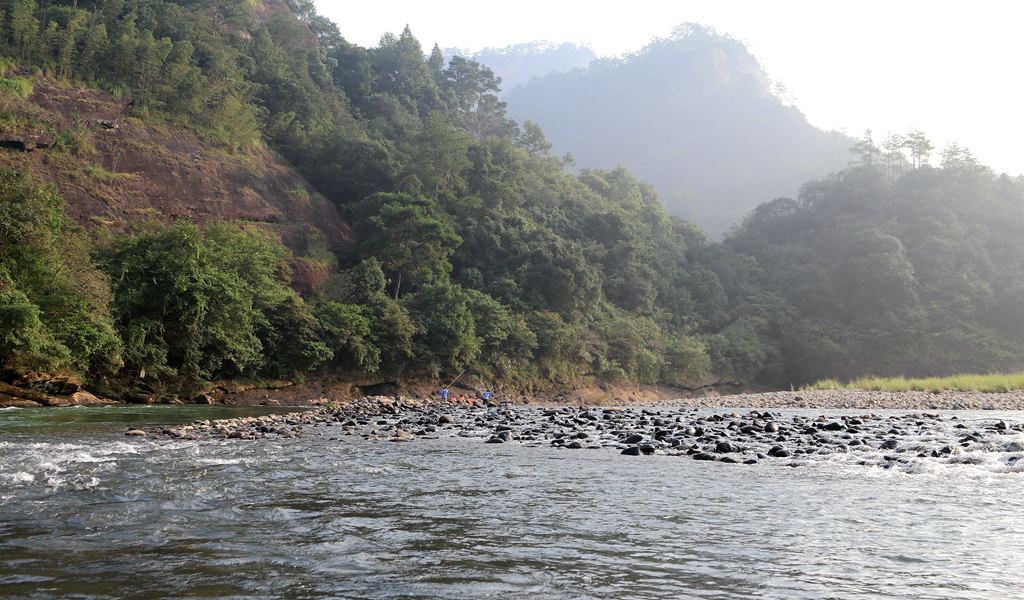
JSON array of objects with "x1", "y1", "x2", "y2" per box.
[{"x1": 0, "y1": 76, "x2": 351, "y2": 292}]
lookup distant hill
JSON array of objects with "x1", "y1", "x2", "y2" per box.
[
  {"x1": 443, "y1": 41, "x2": 596, "y2": 93},
  {"x1": 505, "y1": 24, "x2": 855, "y2": 236}
]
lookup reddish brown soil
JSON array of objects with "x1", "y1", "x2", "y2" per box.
[{"x1": 0, "y1": 77, "x2": 351, "y2": 291}]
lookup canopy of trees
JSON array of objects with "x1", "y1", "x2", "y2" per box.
[{"x1": 0, "y1": 0, "x2": 1021, "y2": 397}]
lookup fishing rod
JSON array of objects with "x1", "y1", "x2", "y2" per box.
[{"x1": 444, "y1": 369, "x2": 466, "y2": 391}]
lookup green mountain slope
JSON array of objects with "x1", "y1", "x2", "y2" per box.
[
  {"x1": 1, "y1": 0, "x2": 1020, "y2": 399},
  {"x1": 506, "y1": 24, "x2": 855, "y2": 236}
]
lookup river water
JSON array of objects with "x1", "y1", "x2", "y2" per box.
[{"x1": 2, "y1": 405, "x2": 1024, "y2": 599}]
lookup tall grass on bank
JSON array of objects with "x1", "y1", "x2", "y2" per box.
[{"x1": 803, "y1": 373, "x2": 1024, "y2": 394}]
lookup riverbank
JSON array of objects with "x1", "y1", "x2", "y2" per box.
[
  {"x1": 6, "y1": 379, "x2": 1024, "y2": 411},
  {"x1": 664, "y1": 389, "x2": 1024, "y2": 411}
]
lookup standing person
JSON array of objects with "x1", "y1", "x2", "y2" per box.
[
  {"x1": 441, "y1": 388, "x2": 449, "y2": 402},
  {"x1": 483, "y1": 390, "x2": 492, "y2": 402}
]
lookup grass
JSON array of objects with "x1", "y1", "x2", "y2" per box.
[
  {"x1": 54, "y1": 121, "x2": 97, "y2": 156},
  {"x1": 287, "y1": 186, "x2": 310, "y2": 200},
  {"x1": 803, "y1": 372, "x2": 1024, "y2": 393},
  {"x1": 75, "y1": 164, "x2": 135, "y2": 181},
  {"x1": 0, "y1": 76, "x2": 33, "y2": 99}
]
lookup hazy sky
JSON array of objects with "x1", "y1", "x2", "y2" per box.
[{"x1": 318, "y1": 0, "x2": 1022, "y2": 176}]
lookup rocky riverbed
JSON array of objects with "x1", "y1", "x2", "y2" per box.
[
  {"x1": 669, "y1": 389, "x2": 1024, "y2": 411},
  {"x1": 124, "y1": 391, "x2": 1024, "y2": 470}
]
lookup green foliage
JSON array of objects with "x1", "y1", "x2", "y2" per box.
[
  {"x1": 75, "y1": 164, "x2": 133, "y2": 180},
  {"x1": 346, "y1": 192, "x2": 462, "y2": 299},
  {"x1": 403, "y1": 282, "x2": 479, "y2": 375},
  {"x1": 0, "y1": 75, "x2": 32, "y2": 98},
  {"x1": 101, "y1": 220, "x2": 317, "y2": 381},
  {"x1": 0, "y1": 167, "x2": 120, "y2": 374},
  {"x1": 726, "y1": 146, "x2": 1024, "y2": 384},
  {"x1": 704, "y1": 316, "x2": 773, "y2": 383},
  {"x1": 313, "y1": 300, "x2": 377, "y2": 371}
]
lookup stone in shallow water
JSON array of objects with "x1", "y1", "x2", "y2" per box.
[
  {"x1": 716, "y1": 441, "x2": 739, "y2": 453},
  {"x1": 621, "y1": 446, "x2": 641, "y2": 456}
]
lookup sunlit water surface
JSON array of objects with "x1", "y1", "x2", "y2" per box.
[{"x1": 2, "y1": 405, "x2": 1024, "y2": 599}]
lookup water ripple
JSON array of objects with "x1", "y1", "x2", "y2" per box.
[{"x1": 2, "y1": 408, "x2": 1024, "y2": 599}]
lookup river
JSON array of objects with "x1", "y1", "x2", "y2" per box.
[{"x1": 2, "y1": 405, "x2": 1023, "y2": 599}]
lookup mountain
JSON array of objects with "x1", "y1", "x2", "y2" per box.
[
  {"x1": 505, "y1": 23, "x2": 855, "y2": 236},
  {"x1": 443, "y1": 41, "x2": 596, "y2": 93}
]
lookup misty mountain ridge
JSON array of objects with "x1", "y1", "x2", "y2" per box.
[
  {"x1": 442, "y1": 41, "x2": 597, "y2": 92},
  {"x1": 504, "y1": 23, "x2": 855, "y2": 237}
]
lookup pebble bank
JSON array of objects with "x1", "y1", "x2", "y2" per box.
[{"x1": 123, "y1": 391, "x2": 1024, "y2": 470}]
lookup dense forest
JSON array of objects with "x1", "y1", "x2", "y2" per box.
[
  {"x1": 505, "y1": 24, "x2": 855, "y2": 236},
  {"x1": 0, "y1": 0, "x2": 1022, "y2": 401}
]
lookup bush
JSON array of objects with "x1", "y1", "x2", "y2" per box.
[
  {"x1": 0, "y1": 76, "x2": 33, "y2": 99},
  {"x1": 102, "y1": 220, "x2": 306, "y2": 381}
]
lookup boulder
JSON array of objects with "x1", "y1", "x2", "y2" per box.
[
  {"x1": 43, "y1": 376, "x2": 83, "y2": 395},
  {"x1": 0, "y1": 392, "x2": 41, "y2": 408},
  {"x1": 125, "y1": 392, "x2": 155, "y2": 404},
  {"x1": 0, "y1": 134, "x2": 28, "y2": 150},
  {"x1": 69, "y1": 390, "x2": 100, "y2": 405},
  {"x1": 0, "y1": 382, "x2": 62, "y2": 405}
]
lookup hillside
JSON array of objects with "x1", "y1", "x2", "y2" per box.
[
  {"x1": 505, "y1": 24, "x2": 855, "y2": 236},
  {"x1": 0, "y1": 0, "x2": 1021, "y2": 401},
  {"x1": 0, "y1": 74, "x2": 349, "y2": 290}
]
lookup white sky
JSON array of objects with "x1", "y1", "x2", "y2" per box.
[{"x1": 316, "y1": 0, "x2": 1023, "y2": 176}]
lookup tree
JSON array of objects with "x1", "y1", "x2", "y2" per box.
[
  {"x1": 904, "y1": 129, "x2": 934, "y2": 169},
  {"x1": 402, "y1": 283, "x2": 479, "y2": 374},
  {"x1": 348, "y1": 193, "x2": 462, "y2": 300},
  {"x1": 513, "y1": 119, "x2": 552, "y2": 156},
  {"x1": 882, "y1": 132, "x2": 906, "y2": 179},
  {"x1": 409, "y1": 111, "x2": 470, "y2": 205},
  {"x1": 427, "y1": 42, "x2": 445, "y2": 82},
  {"x1": 849, "y1": 129, "x2": 880, "y2": 168},
  {"x1": 939, "y1": 142, "x2": 984, "y2": 172},
  {"x1": 442, "y1": 55, "x2": 514, "y2": 140},
  {"x1": 372, "y1": 25, "x2": 435, "y2": 105},
  {"x1": 8, "y1": 0, "x2": 39, "y2": 59},
  {"x1": 0, "y1": 167, "x2": 120, "y2": 373},
  {"x1": 104, "y1": 221, "x2": 306, "y2": 381}
]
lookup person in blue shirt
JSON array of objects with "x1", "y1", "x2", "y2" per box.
[
  {"x1": 441, "y1": 388, "x2": 449, "y2": 401},
  {"x1": 483, "y1": 390, "x2": 492, "y2": 401}
]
